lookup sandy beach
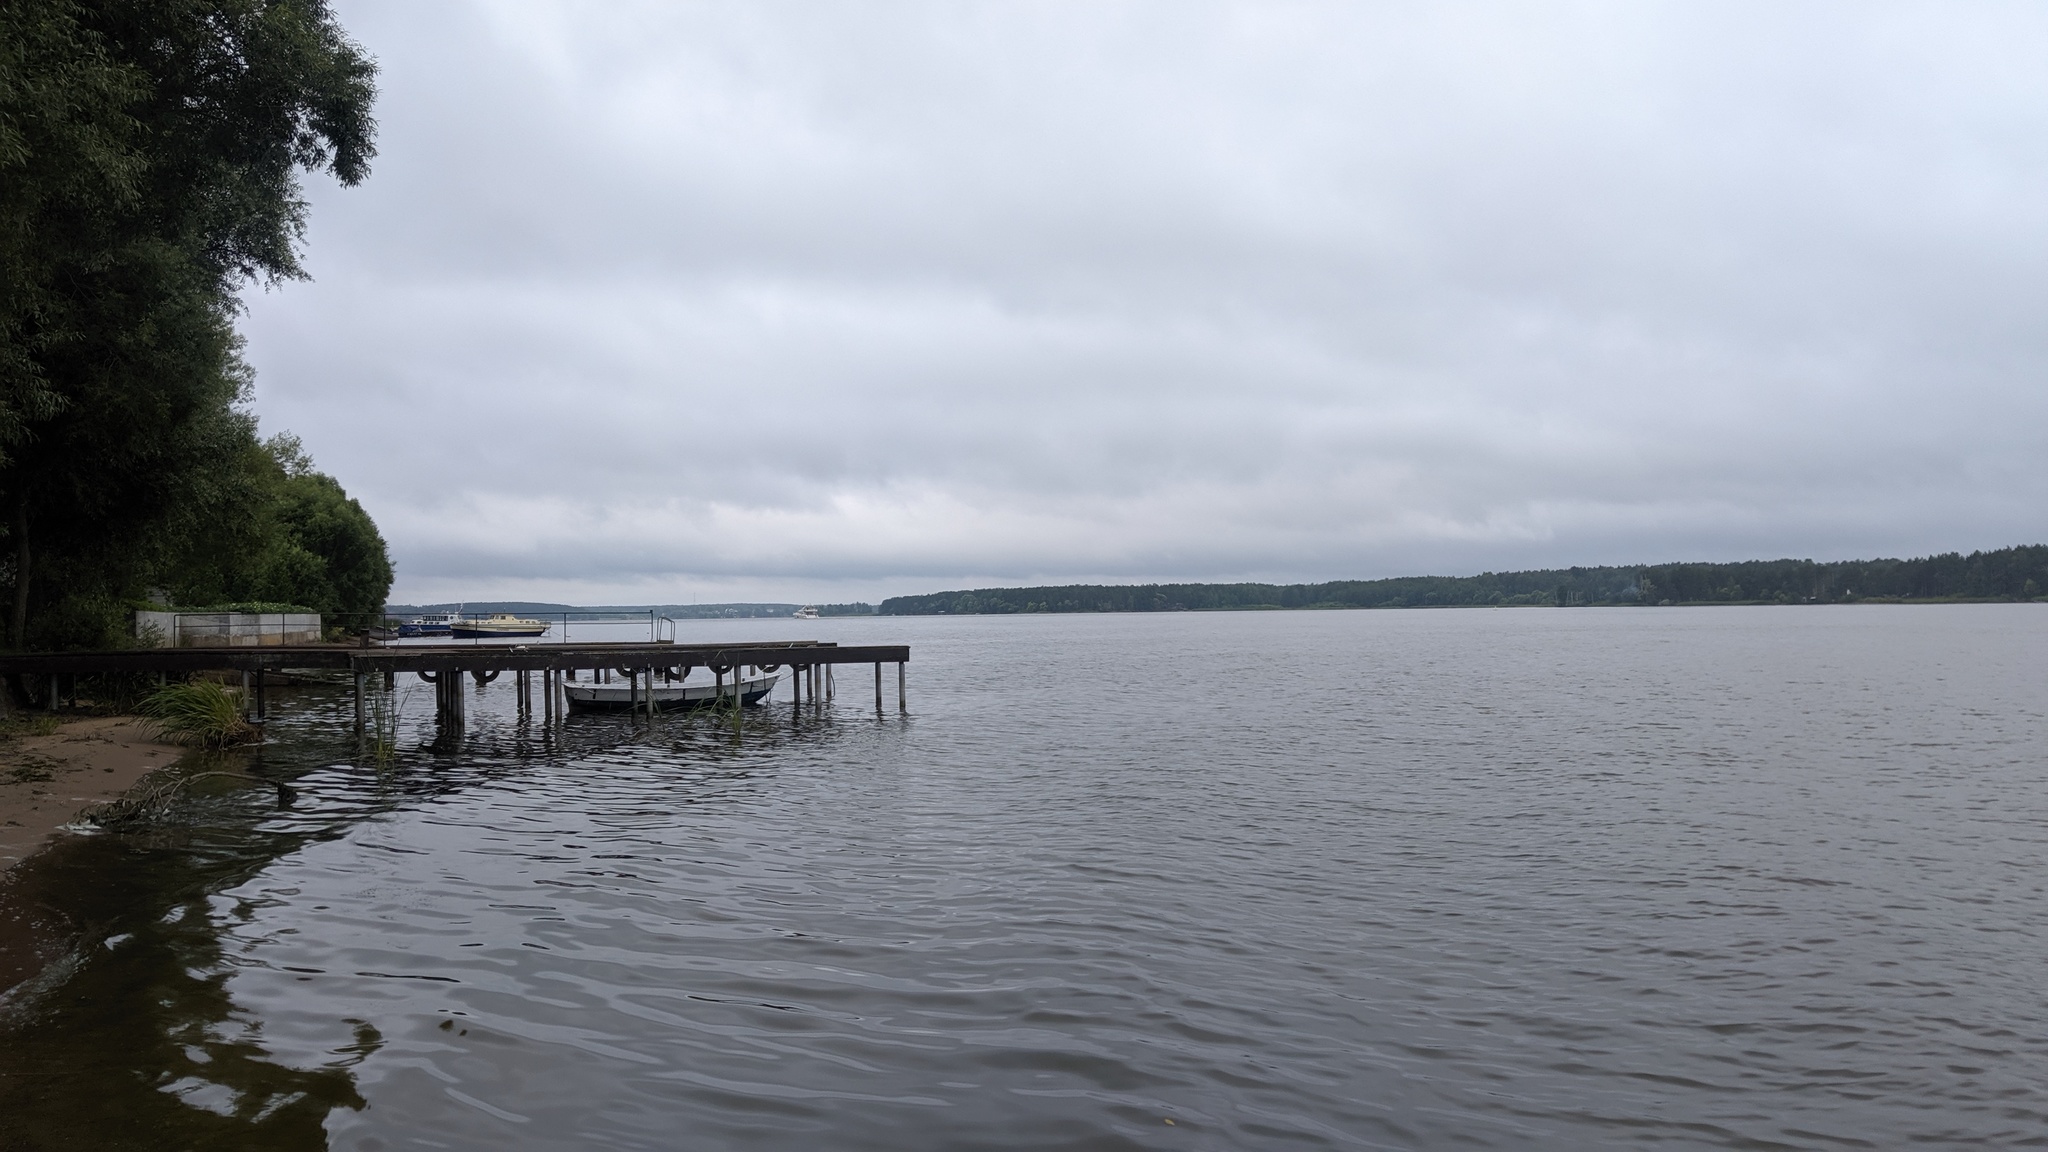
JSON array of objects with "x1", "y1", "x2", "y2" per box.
[{"x1": 0, "y1": 716, "x2": 184, "y2": 870}]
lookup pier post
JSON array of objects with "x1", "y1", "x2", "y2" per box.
[
  {"x1": 827, "y1": 664, "x2": 833, "y2": 701},
  {"x1": 255, "y1": 670, "x2": 267, "y2": 728},
  {"x1": 792, "y1": 663, "x2": 802, "y2": 714},
  {"x1": 646, "y1": 666, "x2": 656, "y2": 718},
  {"x1": 874, "y1": 662, "x2": 882, "y2": 713},
  {"x1": 898, "y1": 662, "x2": 907, "y2": 714},
  {"x1": 353, "y1": 670, "x2": 366, "y2": 736}
]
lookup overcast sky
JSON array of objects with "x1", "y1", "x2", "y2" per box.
[{"x1": 240, "y1": 1, "x2": 2048, "y2": 605}]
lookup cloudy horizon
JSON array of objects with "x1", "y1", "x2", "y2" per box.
[{"x1": 239, "y1": 1, "x2": 2048, "y2": 605}]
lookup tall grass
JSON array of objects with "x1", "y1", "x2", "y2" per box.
[{"x1": 139, "y1": 680, "x2": 258, "y2": 747}]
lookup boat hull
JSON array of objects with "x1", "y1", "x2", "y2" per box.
[
  {"x1": 563, "y1": 673, "x2": 779, "y2": 714},
  {"x1": 397, "y1": 623, "x2": 452, "y2": 637},
  {"x1": 449, "y1": 624, "x2": 551, "y2": 638}
]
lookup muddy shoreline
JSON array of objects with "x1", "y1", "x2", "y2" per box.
[{"x1": 0, "y1": 716, "x2": 184, "y2": 871}]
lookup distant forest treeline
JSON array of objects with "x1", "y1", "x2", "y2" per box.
[{"x1": 876, "y1": 546, "x2": 2048, "y2": 616}]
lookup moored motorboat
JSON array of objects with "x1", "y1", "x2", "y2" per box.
[
  {"x1": 563, "y1": 669, "x2": 780, "y2": 713},
  {"x1": 397, "y1": 612, "x2": 457, "y2": 637},
  {"x1": 792, "y1": 605, "x2": 819, "y2": 619},
  {"x1": 450, "y1": 613, "x2": 551, "y2": 638}
]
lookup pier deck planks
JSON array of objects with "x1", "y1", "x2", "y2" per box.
[{"x1": 0, "y1": 641, "x2": 910, "y2": 676}]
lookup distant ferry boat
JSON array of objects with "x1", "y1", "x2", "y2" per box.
[
  {"x1": 450, "y1": 613, "x2": 551, "y2": 638},
  {"x1": 792, "y1": 605, "x2": 820, "y2": 619},
  {"x1": 397, "y1": 612, "x2": 457, "y2": 637}
]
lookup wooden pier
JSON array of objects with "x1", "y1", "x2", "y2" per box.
[{"x1": 0, "y1": 640, "x2": 911, "y2": 736}]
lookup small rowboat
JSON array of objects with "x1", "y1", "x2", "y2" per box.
[{"x1": 563, "y1": 670, "x2": 780, "y2": 714}]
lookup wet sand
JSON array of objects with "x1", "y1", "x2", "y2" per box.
[{"x1": 0, "y1": 716, "x2": 183, "y2": 870}]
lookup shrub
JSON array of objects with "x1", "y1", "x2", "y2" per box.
[{"x1": 139, "y1": 680, "x2": 258, "y2": 748}]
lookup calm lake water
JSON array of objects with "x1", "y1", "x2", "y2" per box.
[{"x1": 2, "y1": 606, "x2": 2046, "y2": 1150}]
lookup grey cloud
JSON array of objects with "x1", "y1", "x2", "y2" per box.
[{"x1": 241, "y1": 1, "x2": 2048, "y2": 603}]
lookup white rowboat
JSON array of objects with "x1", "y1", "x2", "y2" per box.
[{"x1": 563, "y1": 671, "x2": 780, "y2": 714}]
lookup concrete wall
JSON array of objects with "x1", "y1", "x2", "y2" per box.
[{"x1": 134, "y1": 611, "x2": 323, "y2": 648}]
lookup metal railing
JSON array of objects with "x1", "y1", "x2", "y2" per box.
[{"x1": 370, "y1": 609, "x2": 680, "y2": 646}]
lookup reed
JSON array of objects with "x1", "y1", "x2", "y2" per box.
[
  {"x1": 139, "y1": 680, "x2": 258, "y2": 748},
  {"x1": 364, "y1": 682, "x2": 408, "y2": 763}
]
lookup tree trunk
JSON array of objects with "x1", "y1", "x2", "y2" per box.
[{"x1": 10, "y1": 491, "x2": 27, "y2": 649}]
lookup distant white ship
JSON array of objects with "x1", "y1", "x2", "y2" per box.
[{"x1": 792, "y1": 605, "x2": 820, "y2": 620}]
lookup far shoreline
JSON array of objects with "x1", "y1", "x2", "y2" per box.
[{"x1": 875, "y1": 597, "x2": 2046, "y2": 616}]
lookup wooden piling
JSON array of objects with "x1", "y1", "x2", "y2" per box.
[
  {"x1": 898, "y1": 661, "x2": 907, "y2": 714},
  {"x1": 874, "y1": 661, "x2": 882, "y2": 713},
  {"x1": 353, "y1": 670, "x2": 366, "y2": 736}
]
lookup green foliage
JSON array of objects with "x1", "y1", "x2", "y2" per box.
[
  {"x1": 138, "y1": 678, "x2": 254, "y2": 747},
  {"x1": 878, "y1": 545, "x2": 2048, "y2": 615},
  {"x1": 0, "y1": 713, "x2": 61, "y2": 739},
  {"x1": 1636, "y1": 546, "x2": 2048, "y2": 604},
  {"x1": 0, "y1": 0, "x2": 385, "y2": 651},
  {"x1": 163, "y1": 434, "x2": 391, "y2": 624},
  {"x1": 265, "y1": 458, "x2": 392, "y2": 620}
]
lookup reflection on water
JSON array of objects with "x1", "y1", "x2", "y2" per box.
[
  {"x1": 3, "y1": 607, "x2": 2048, "y2": 1150},
  {"x1": 0, "y1": 753, "x2": 371, "y2": 1148}
]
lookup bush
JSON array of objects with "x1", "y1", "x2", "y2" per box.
[{"x1": 139, "y1": 680, "x2": 257, "y2": 748}]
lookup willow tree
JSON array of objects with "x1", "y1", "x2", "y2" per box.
[{"x1": 0, "y1": 0, "x2": 377, "y2": 648}]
